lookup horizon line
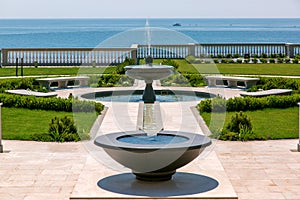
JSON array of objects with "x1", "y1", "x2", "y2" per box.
[{"x1": 1, "y1": 17, "x2": 300, "y2": 20}]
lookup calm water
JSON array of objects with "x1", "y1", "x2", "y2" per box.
[
  {"x1": 0, "y1": 18, "x2": 300, "y2": 48},
  {"x1": 118, "y1": 135, "x2": 188, "y2": 145},
  {"x1": 95, "y1": 94, "x2": 205, "y2": 102}
]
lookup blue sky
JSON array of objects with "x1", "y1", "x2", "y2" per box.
[{"x1": 1, "y1": 0, "x2": 300, "y2": 18}]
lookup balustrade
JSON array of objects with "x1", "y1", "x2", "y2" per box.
[{"x1": 1, "y1": 43, "x2": 299, "y2": 66}]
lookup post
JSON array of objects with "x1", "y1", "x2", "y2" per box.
[
  {"x1": 0, "y1": 103, "x2": 3, "y2": 153},
  {"x1": 298, "y1": 103, "x2": 300, "y2": 152},
  {"x1": 21, "y1": 58, "x2": 24, "y2": 77},
  {"x1": 16, "y1": 58, "x2": 19, "y2": 77}
]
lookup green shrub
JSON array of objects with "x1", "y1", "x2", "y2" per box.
[
  {"x1": 48, "y1": 116, "x2": 80, "y2": 142},
  {"x1": 97, "y1": 74, "x2": 134, "y2": 87},
  {"x1": 225, "y1": 111, "x2": 252, "y2": 133},
  {"x1": 260, "y1": 58, "x2": 267, "y2": 63},
  {"x1": 0, "y1": 78, "x2": 46, "y2": 93},
  {"x1": 198, "y1": 94, "x2": 300, "y2": 113},
  {"x1": 255, "y1": 77, "x2": 300, "y2": 91},
  {"x1": 198, "y1": 96, "x2": 226, "y2": 113},
  {"x1": 182, "y1": 74, "x2": 206, "y2": 87},
  {"x1": 161, "y1": 59, "x2": 179, "y2": 70},
  {"x1": 0, "y1": 93, "x2": 104, "y2": 114},
  {"x1": 218, "y1": 112, "x2": 257, "y2": 141},
  {"x1": 114, "y1": 57, "x2": 135, "y2": 74}
]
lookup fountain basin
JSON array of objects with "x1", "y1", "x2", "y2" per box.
[
  {"x1": 81, "y1": 90, "x2": 214, "y2": 102},
  {"x1": 94, "y1": 130, "x2": 211, "y2": 181},
  {"x1": 125, "y1": 65, "x2": 174, "y2": 81}
]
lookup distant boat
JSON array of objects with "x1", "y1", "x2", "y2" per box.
[{"x1": 173, "y1": 23, "x2": 181, "y2": 27}]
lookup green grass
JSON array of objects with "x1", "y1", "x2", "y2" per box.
[
  {"x1": 0, "y1": 67, "x2": 116, "y2": 77},
  {"x1": 200, "y1": 107, "x2": 298, "y2": 140},
  {"x1": 198, "y1": 63, "x2": 300, "y2": 76},
  {"x1": 2, "y1": 107, "x2": 97, "y2": 140},
  {"x1": 2, "y1": 61, "x2": 300, "y2": 76},
  {"x1": 151, "y1": 59, "x2": 300, "y2": 76}
]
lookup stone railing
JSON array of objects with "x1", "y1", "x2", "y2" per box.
[
  {"x1": 0, "y1": 47, "x2": 137, "y2": 66},
  {"x1": 1, "y1": 43, "x2": 299, "y2": 66}
]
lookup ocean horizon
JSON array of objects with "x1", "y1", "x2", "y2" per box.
[{"x1": 0, "y1": 18, "x2": 300, "y2": 48}]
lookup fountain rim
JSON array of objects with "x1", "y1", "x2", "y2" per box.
[{"x1": 94, "y1": 130, "x2": 212, "y2": 151}]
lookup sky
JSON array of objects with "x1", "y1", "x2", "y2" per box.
[{"x1": 0, "y1": 0, "x2": 300, "y2": 18}]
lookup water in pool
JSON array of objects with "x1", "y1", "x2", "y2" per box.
[
  {"x1": 95, "y1": 94, "x2": 205, "y2": 102},
  {"x1": 118, "y1": 135, "x2": 188, "y2": 145}
]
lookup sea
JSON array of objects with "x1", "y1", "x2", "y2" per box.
[{"x1": 0, "y1": 18, "x2": 300, "y2": 48}]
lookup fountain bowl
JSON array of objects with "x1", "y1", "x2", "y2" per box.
[
  {"x1": 94, "y1": 130, "x2": 211, "y2": 181},
  {"x1": 125, "y1": 65, "x2": 174, "y2": 81}
]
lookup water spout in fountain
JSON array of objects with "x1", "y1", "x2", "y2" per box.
[
  {"x1": 145, "y1": 19, "x2": 151, "y2": 57},
  {"x1": 142, "y1": 102, "x2": 163, "y2": 137}
]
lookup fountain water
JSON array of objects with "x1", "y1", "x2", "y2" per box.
[{"x1": 94, "y1": 21, "x2": 211, "y2": 181}]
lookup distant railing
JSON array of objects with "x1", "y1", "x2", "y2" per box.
[
  {"x1": 1, "y1": 43, "x2": 300, "y2": 66},
  {"x1": 0, "y1": 47, "x2": 137, "y2": 66}
]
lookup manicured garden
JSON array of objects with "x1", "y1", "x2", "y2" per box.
[
  {"x1": 0, "y1": 78, "x2": 104, "y2": 142},
  {"x1": 1, "y1": 56, "x2": 300, "y2": 142}
]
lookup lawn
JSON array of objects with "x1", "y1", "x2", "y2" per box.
[
  {"x1": 200, "y1": 107, "x2": 298, "y2": 140},
  {"x1": 2, "y1": 107, "x2": 98, "y2": 140},
  {"x1": 151, "y1": 59, "x2": 300, "y2": 76},
  {"x1": 1, "y1": 61, "x2": 300, "y2": 76},
  {"x1": 0, "y1": 67, "x2": 116, "y2": 77}
]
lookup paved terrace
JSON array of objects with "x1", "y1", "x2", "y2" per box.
[{"x1": 0, "y1": 86, "x2": 300, "y2": 200}]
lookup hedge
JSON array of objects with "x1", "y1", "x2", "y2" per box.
[
  {"x1": 198, "y1": 95, "x2": 300, "y2": 113},
  {"x1": 0, "y1": 94, "x2": 104, "y2": 114},
  {"x1": 0, "y1": 78, "x2": 45, "y2": 93}
]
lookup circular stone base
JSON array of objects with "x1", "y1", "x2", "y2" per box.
[{"x1": 133, "y1": 170, "x2": 176, "y2": 182}]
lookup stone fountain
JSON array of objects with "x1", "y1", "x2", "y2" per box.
[{"x1": 94, "y1": 21, "x2": 211, "y2": 182}]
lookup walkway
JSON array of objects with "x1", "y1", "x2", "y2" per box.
[{"x1": 1, "y1": 139, "x2": 299, "y2": 200}]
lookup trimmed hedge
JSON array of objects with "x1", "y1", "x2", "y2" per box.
[
  {"x1": 0, "y1": 78, "x2": 47, "y2": 93},
  {"x1": 198, "y1": 95, "x2": 300, "y2": 113},
  {"x1": 254, "y1": 77, "x2": 300, "y2": 91},
  {"x1": 0, "y1": 93, "x2": 104, "y2": 114}
]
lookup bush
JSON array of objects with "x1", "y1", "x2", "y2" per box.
[
  {"x1": 198, "y1": 94, "x2": 300, "y2": 113},
  {"x1": 255, "y1": 77, "x2": 300, "y2": 91},
  {"x1": 48, "y1": 116, "x2": 80, "y2": 142},
  {"x1": 0, "y1": 93, "x2": 104, "y2": 114},
  {"x1": 225, "y1": 111, "x2": 252, "y2": 133},
  {"x1": 260, "y1": 58, "x2": 267, "y2": 63},
  {"x1": 218, "y1": 112, "x2": 258, "y2": 141},
  {"x1": 114, "y1": 57, "x2": 135, "y2": 74},
  {"x1": 198, "y1": 96, "x2": 226, "y2": 113},
  {"x1": 161, "y1": 59, "x2": 179, "y2": 70},
  {"x1": 269, "y1": 58, "x2": 276, "y2": 63},
  {"x1": 214, "y1": 59, "x2": 220, "y2": 64},
  {"x1": 0, "y1": 78, "x2": 46, "y2": 93}
]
